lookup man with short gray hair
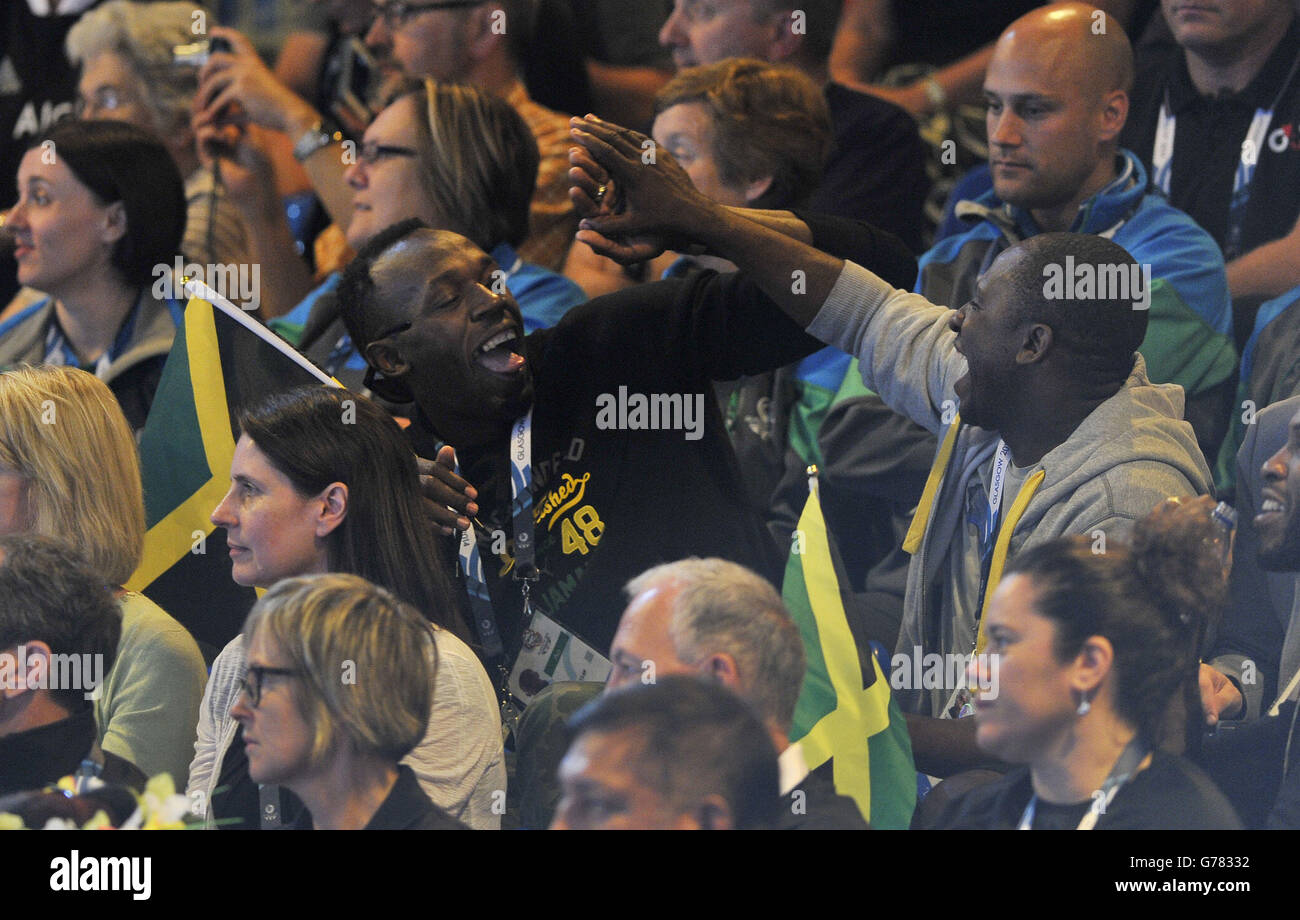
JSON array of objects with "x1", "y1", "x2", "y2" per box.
[{"x1": 605, "y1": 557, "x2": 868, "y2": 829}]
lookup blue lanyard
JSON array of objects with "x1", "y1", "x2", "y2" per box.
[
  {"x1": 43, "y1": 294, "x2": 144, "y2": 378},
  {"x1": 454, "y1": 409, "x2": 536, "y2": 659}
]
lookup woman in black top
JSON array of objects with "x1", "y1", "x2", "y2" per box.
[{"x1": 932, "y1": 496, "x2": 1243, "y2": 830}]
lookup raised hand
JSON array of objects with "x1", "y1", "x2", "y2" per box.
[
  {"x1": 568, "y1": 114, "x2": 719, "y2": 262},
  {"x1": 193, "y1": 120, "x2": 277, "y2": 216},
  {"x1": 195, "y1": 27, "x2": 318, "y2": 136}
]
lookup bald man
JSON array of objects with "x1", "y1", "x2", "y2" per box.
[{"x1": 917, "y1": 2, "x2": 1236, "y2": 461}]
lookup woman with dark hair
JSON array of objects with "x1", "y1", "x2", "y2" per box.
[
  {"x1": 188, "y1": 386, "x2": 506, "y2": 829},
  {"x1": 930, "y1": 496, "x2": 1243, "y2": 829},
  {"x1": 0, "y1": 119, "x2": 187, "y2": 430}
]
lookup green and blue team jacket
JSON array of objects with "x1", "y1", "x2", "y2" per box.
[{"x1": 916, "y1": 150, "x2": 1236, "y2": 403}]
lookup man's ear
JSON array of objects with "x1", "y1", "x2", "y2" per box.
[
  {"x1": 0, "y1": 640, "x2": 50, "y2": 699},
  {"x1": 100, "y1": 200, "x2": 127, "y2": 247},
  {"x1": 365, "y1": 339, "x2": 410, "y2": 379},
  {"x1": 699, "y1": 652, "x2": 741, "y2": 693},
  {"x1": 1096, "y1": 89, "x2": 1128, "y2": 145},
  {"x1": 1018, "y1": 322, "x2": 1054, "y2": 366},
  {"x1": 743, "y1": 176, "x2": 774, "y2": 205},
  {"x1": 315, "y1": 482, "x2": 349, "y2": 538}
]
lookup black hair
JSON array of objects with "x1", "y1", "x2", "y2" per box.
[
  {"x1": 1006, "y1": 507, "x2": 1227, "y2": 746},
  {"x1": 235, "y1": 386, "x2": 468, "y2": 642},
  {"x1": 1004, "y1": 232, "x2": 1149, "y2": 383},
  {"x1": 337, "y1": 217, "x2": 431, "y2": 357},
  {"x1": 567, "y1": 675, "x2": 782, "y2": 829},
  {"x1": 0, "y1": 534, "x2": 121, "y2": 712},
  {"x1": 36, "y1": 119, "x2": 185, "y2": 287}
]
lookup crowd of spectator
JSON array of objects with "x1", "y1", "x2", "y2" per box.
[{"x1": 1, "y1": 0, "x2": 1299, "y2": 831}]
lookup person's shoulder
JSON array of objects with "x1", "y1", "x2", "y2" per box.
[
  {"x1": 1123, "y1": 191, "x2": 1226, "y2": 265},
  {"x1": 431, "y1": 627, "x2": 493, "y2": 679},
  {"x1": 919, "y1": 216, "x2": 1003, "y2": 269},
  {"x1": 116, "y1": 593, "x2": 203, "y2": 659},
  {"x1": 925, "y1": 768, "x2": 1030, "y2": 830},
  {"x1": 782, "y1": 769, "x2": 870, "y2": 830},
  {"x1": 1108, "y1": 751, "x2": 1244, "y2": 830},
  {"x1": 430, "y1": 628, "x2": 499, "y2": 709},
  {"x1": 369, "y1": 765, "x2": 470, "y2": 830}
]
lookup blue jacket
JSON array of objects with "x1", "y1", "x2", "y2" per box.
[{"x1": 918, "y1": 151, "x2": 1236, "y2": 401}]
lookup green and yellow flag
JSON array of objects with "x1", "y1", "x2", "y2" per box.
[
  {"x1": 127, "y1": 282, "x2": 337, "y2": 657},
  {"x1": 785, "y1": 468, "x2": 917, "y2": 829}
]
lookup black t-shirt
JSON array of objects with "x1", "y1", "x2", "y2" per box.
[
  {"x1": 1122, "y1": 20, "x2": 1300, "y2": 262},
  {"x1": 929, "y1": 750, "x2": 1244, "y2": 830},
  {"x1": 453, "y1": 214, "x2": 918, "y2": 662},
  {"x1": 811, "y1": 84, "x2": 930, "y2": 253}
]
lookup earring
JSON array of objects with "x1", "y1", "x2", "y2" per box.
[{"x1": 1076, "y1": 692, "x2": 1091, "y2": 716}]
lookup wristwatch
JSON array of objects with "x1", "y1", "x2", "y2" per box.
[
  {"x1": 923, "y1": 76, "x2": 947, "y2": 114},
  {"x1": 292, "y1": 119, "x2": 336, "y2": 162}
]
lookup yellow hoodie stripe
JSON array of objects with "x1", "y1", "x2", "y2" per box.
[
  {"x1": 903, "y1": 416, "x2": 962, "y2": 554},
  {"x1": 974, "y1": 469, "x2": 1046, "y2": 654}
]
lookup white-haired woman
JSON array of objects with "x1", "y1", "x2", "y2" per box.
[{"x1": 66, "y1": 0, "x2": 250, "y2": 269}]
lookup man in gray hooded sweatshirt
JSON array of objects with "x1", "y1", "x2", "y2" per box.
[{"x1": 567, "y1": 114, "x2": 1214, "y2": 776}]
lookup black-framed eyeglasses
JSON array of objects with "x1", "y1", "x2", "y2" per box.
[
  {"x1": 357, "y1": 142, "x2": 419, "y2": 166},
  {"x1": 239, "y1": 666, "x2": 302, "y2": 707},
  {"x1": 372, "y1": 0, "x2": 484, "y2": 29}
]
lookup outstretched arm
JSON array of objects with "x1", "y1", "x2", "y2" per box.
[{"x1": 569, "y1": 116, "x2": 852, "y2": 328}]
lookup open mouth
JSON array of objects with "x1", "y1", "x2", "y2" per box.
[
  {"x1": 1259, "y1": 494, "x2": 1286, "y2": 514},
  {"x1": 474, "y1": 327, "x2": 525, "y2": 375}
]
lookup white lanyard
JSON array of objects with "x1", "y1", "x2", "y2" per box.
[
  {"x1": 1018, "y1": 737, "x2": 1148, "y2": 830},
  {"x1": 983, "y1": 440, "x2": 1013, "y2": 548},
  {"x1": 1151, "y1": 99, "x2": 1272, "y2": 200}
]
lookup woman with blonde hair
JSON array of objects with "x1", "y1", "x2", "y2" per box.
[
  {"x1": 232, "y1": 573, "x2": 466, "y2": 829},
  {"x1": 258, "y1": 77, "x2": 585, "y2": 389},
  {"x1": 0, "y1": 364, "x2": 207, "y2": 785}
]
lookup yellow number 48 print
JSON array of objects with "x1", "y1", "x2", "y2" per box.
[{"x1": 560, "y1": 505, "x2": 605, "y2": 555}]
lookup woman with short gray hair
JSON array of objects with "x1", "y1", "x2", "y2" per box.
[{"x1": 66, "y1": 0, "x2": 249, "y2": 270}]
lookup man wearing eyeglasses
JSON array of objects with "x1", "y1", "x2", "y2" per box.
[{"x1": 363, "y1": 0, "x2": 580, "y2": 272}]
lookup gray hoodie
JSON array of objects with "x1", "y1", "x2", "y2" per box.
[{"x1": 809, "y1": 260, "x2": 1213, "y2": 716}]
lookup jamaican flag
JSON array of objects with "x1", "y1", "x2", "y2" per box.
[
  {"x1": 784, "y1": 468, "x2": 917, "y2": 829},
  {"x1": 126, "y1": 281, "x2": 337, "y2": 658}
]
